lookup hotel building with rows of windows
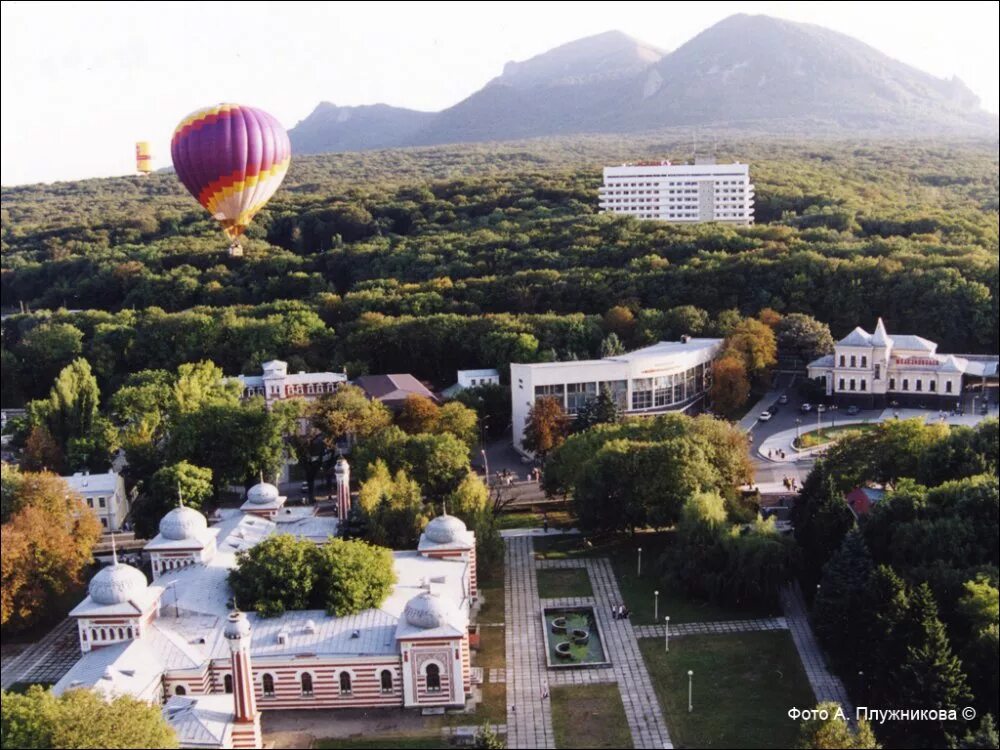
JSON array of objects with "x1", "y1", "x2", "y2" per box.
[
  {"x1": 807, "y1": 318, "x2": 999, "y2": 409},
  {"x1": 598, "y1": 158, "x2": 754, "y2": 224},
  {"x1": 510, "y1": 338, "x2": 724, "y2": 454}
]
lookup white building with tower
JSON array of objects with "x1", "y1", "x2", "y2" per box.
[
  {"x1": 234, "y1": 360, "x2": 347, "y2": 408},
  {"x1": 807, "y1": 318, "x2": 999, "y2": 409},
  {"x1": 598, "y1": 158, "x2": 754, "y2": 224},
  {"x1": 510, "y1": 337, "x2": 724, "y2": 454},
  {"x1": 52, "y1": 470, "x2": 478, "y2": 749}
]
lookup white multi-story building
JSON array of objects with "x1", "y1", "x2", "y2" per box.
[
  {"x1": 63, "y1": 470, "x2": 131, "y2": 531},
  {"x1": 598, "y1": 158, "x2": 754, "y2": 224},
  {"x1": 510, "y1": 338, "x2": 724, "y2": 454},
  {"x1": 807, "y1": 318, "x2": 999, "y2": 409},
  {"x1": 235, "y1": 360, "x2": 347, "y2": 408}
]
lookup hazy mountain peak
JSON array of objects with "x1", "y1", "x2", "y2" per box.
[{"x1": 493, "y1": 29, "x2": 665, "y2": 88}]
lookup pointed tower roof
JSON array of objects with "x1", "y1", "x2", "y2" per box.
[{"x1": 872, "y1": 318, "x2": 890, "y2": 347}]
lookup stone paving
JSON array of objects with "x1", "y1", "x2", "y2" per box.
[
  {"x1": 780, "y1": 583, "x2": 854, "y2": 713},
  {"x1": 633, "y1": 616, "x2": 788, "y2": 639},
  {"x1": 487, "y1": 668, "x2": 506, "y2": 684},
  {"x1": 535, "y1": 558, "x2": 587, "y2": 569},
  {"x1": 584, "y1": 558, "x2": 674, "y2": 750},
  {"x1": 547, "y1": 668, "x2": 617, "y2": 686},
  {"x1": 504, "y1": 535, "x2": 555, "y2": 749},
  {"x1": 0, "y1": 618, "x2": 79, "y2": 690}
]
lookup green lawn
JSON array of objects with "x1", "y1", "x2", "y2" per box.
[
  {"x1": 551, "y1": 683, "x2": 633, "y2": 749},
  {"x1": 477, "y1": 570, "x2": 505, "y2": 625},
  {"x1": 537, "y1": 568, "x2": 593, "y2": 599},
  {"x1": 496, "y1": 510, "x2": 575, "y2": 530},
  {"x1": 534, "y1": 531, "x2": 777, "y2": 623},
  {"x1": 793, "y1": 422, "x2": 877, "y2": 449},
  {"x1": 639, "y1": 632, "x2": 814, "y2": 749}
]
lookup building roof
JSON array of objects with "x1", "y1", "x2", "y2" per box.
[
  {"x1": 844, "y1": 486, "x2": 885, "y2": 517},
  {"x1": 458, "y1": 369, "x2": 500, "y2": 379},
  {"x1": 513, "y1": 338, "x2": 723, "y2": 373},
  {"x1": 163, "y1": 695, "x2": 233, "y2": 748},
  {"x1": 808, "y1": 354, "x2": 835, "y2": 369},
  {"x1": 889, "y1": 335, "x2": 937, "y2": 353},
  {"x1": 838, "y1": 327, "x2": 872, "y2": 347},
  {"x1": 53, "y1": 639, "x2": 166, "y2": 700},
  {"x1": 355, "y1": 374, "x2": 438, "y2": 405},
  {"x1": 63, "y1": 471, "x2": 121, "y2": 495},
  {"x1": 871, "y1": 318, "x2": 890, "y2": 347}
]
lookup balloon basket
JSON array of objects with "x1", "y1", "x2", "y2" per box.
[{"x1": 228, "y1": 243, "x2": 244, "y2": 258}]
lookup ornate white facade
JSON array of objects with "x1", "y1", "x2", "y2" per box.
[
  {"x1": 807, "y1": 318, "x2": 998, "y2": 408},
  {"x1": 234, "y1": 360, "x2": 347, "y2": 408}
]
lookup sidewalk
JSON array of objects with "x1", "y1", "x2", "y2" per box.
[{"x1": 737, "y1": 373, "x2": 797, "y2": 432}]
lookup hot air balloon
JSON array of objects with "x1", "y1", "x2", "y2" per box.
[
  {"x1": 171, "y1": 104, "x2": 291, "y2": 257},
  {"x1": 135, "y1": 141, "x2": 152, "y2": 175}
]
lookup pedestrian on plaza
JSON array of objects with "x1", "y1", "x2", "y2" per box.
[
  {"x1": 768, "y1": 449, "x2": 772, "y2": 459},
  {"x1": 611, "y1": 604, "x2": 617, "y2": 620},
  {"x1": 542, "y1": 515, "x2": 549, "y2": 534}
]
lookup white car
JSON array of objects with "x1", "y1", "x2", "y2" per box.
[{"x1": 759, "y1": 411, "x2": 773, "y2": 422}]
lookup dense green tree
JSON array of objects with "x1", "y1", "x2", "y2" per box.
[
  {"x1": 37, "y1": 358, "x2": 100, "y2": 460},
  {"x1": 775, "y1": 313, "x2": 835, "y2": 363},
  {"x1": 452, "y1": 382, "x2": 511, "y2": 442},
  {"x1": 15, "y1": 322, "x2": 85, "y2": 400},
  {"x1": 796, "y1": 701, "x2": 880, "y2": 749},
  {"x1": 357, "y1": 460, "x2": 429, "y2": 548},
  {"x1": 812, "y1": 530, "x2": 874, "y2": 665},
  {"x1": 573, "y1": 385, "x2": 621, "y2": 432},
  {"x1": 791, "y1": 466, "x2": 856, "y2": 587},
  {"x1": 0, "y1": 685, "x2": 177, "y2": 749},
  {"x1": 229, "y1": 534, "x2": 317, "y2": 617},
  {"x1": 951, "y1": 714, "x2": 999, "y2": 750},
  {"x1": 312, "y1": 384, "x2": 392, "y2": 448},
  {"x1": 709, "y1": 354, "x2": 751, "y2": 416},
  {"x1": 313, "y1": 537, "x2": 396, "y2": 616}
]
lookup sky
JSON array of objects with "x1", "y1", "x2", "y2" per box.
[{"x1": 2, "y1": 1, "x2": 998, "y2": 185}]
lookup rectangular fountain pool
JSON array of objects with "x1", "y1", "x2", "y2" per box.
[{"x1": 542, "y1": 606, "x2": 610, "y2": 668}]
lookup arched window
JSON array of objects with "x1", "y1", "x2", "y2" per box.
[
  {"x1": 426, "y1": 663, "x2": 441, "y2": 692},
  {"x1": 175, "y1": 686, "x2": 187, "y2": 696},
  {"x1": 339, "y1": 672, "x2": 352, "y2": 695},
  {"x1": 224, "y1": 674, "x2": 233, "y2": 694},
  {"x1": 301, "y1": 673, "x2": 314, "y2": 696},
  {"x1": 118, "y1": 627, "x2": 125, "y2": 640},
  {"x1": 100, "y1": 628, "x2": 107, "y2": 641},
  {"x1": 262, "y1": 674, "x2": 275, "y2": 697},
  {"x1": 380, "y1": 670, "x2": 393, "y2": 693}
]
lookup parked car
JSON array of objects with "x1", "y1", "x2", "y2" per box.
[
  {"x1": 846, "y1": 405, "x2": 859, "y2": 416},
  {"x1": 817, "y1": 404, "x2": 827, "y2": 413},
  {"x1": 770, "y1": 404, "x2": 781, "y2": 415},
  {"x1": 759, "y1": 411, "x2": 773, "y2": 422},
  {"x1": 778, "y1": 394, "x2": 789, "y2": 404},
  {"x1": 800, "y1": 403, "x2": 813, "y2": 413}
]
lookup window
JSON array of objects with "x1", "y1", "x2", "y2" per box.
[
  {"x1": 101, "y1": 518, "x2": 108, "y2": 528},
  {"x1": 861, "y1": 356, "x2": 867, "y2": 368},
  {"x1": 566, "y1": 382, "x2": 597, "y2": 415},
  {"x1": 889, "y1": 378, "x2": 896, "y2": 390},
  {"x1": 426, "y1": 664, "x2": 441, "y2": 692},
  {"x1": 929, "y1": 381, "x2": 936, "y2": 392},
  {"x1": 850, "y1": 379, "x2": 856, "y2": 391},
  {"x1": 87, "y1": 498, "x2": 94, "y2": 507},
  {"x1": 175, "y1": 686, "x2": 187, "y2": 696},
  {"x1": 915, "y1": 380, "x2": 922, "y2": 392},
  {"x1": 98, "y1": 497, "x2": 106, "y2": 508},
  {"x1": 839, "y1": 378, "x2": 845, "y2": 391},
  {"x1": 850, "y1": 355, "x2": 856, "y2": 367},
  {"x1": 534, "y1": 384, "x2": 564, "y2": 403},
  {"x1": 224, "y1": 674, "x2": 233, "y2": 694},
  {"x1": 860, "y1": 380, "x2": 866, "y2": 391},
  {"x1": 263, "y1": 674, "x2": 275, "y2": 697},
  {"x1": 839, "y1": 355, "x2": 845, "y2": 367},
  {"x1": 874, "y1": 364, "x2": 881, "y2": 380},
  {"x1": 903, "y1": 379, "x2": 909, "y2": 391},
  {"x1": 946, "y1": 381, "x2": 953, "y2": 393},
  {"x1": 301, "y1": 673, "x2": 314, "y2": 697},
  {"x1": 381, "y1": 670, "x2": 393, "y2": 693},
  {"x1": 339, "y1": 672, "x2": 352, "y2": 695}
]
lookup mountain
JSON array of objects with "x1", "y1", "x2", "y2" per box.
[
  {"x1": 288, "y1": 102, "x2": 434, "y2": 154},
  {"x1": 288, "y1": 15, "x2": 997, "y2": 154}
]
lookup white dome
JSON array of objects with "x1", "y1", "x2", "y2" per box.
[
  {"x1": 224, "y1": 610, "x2": 251, "y2": 640},
  {"x1": 424, "y1": 513, "x2": 467, "y2": 545},
  {"x1": 247, "y1": 482, "x2": 280, "y2": 505},
  {"x1": 88, "y1": 562, "x2": 148, "y2": 605},
  {"x1": 404, "y1": 591, "x2": 459, "y2": 630},
  {"x1": 159, "y1": 506, "x2": 208, "y2": 541}
]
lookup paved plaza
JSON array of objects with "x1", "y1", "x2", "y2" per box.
[{"x1": 0, "y1": 618, "x2": 79, "y2": 690}]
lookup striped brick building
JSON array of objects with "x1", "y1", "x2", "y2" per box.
[{"x1": 53, "y1": 476, "x2": 477, "y2": 749}]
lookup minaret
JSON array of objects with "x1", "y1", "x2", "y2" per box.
[
  {"x1": 224, "y1": 609, "x2": 261, "y2": 749},
  {"x1": 335, "y1": 454, "x2": 351, "y2": 521}
]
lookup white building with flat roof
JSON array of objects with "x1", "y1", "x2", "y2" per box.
[
  {"x1": 235, "y1": 360, "x2": 347, "y2": 408},
  {"x1": 63, "y1": 470, "x2": 130, "y2": 531},
  {"x1": 510, "y1": 338, "x2": 724, "y2": 454},
  {"x1": 598, "y1": 158, "x2": 754, "y2": 224}
]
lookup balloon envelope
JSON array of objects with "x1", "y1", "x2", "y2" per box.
[{"x1": 171, "y1": 103, "x2": 291, "y2": 242}]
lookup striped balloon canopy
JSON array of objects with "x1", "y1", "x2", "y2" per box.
[{"x1": 171, "y1": 103, "x2": 290, "y2": 247}]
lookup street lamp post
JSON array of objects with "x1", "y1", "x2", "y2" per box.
[
  {"x1": 481, "y1": 448, "x2": 490, "y2": 487},
  {"x1": 654, "y1": 590, "x2": 659, "y2": 621},
  {"x1": 795, "y1": 418, "x2": 802, "y2": 440},
  {"x1": 665, "y1": 616, "x2": 670, "y2": 653},
  {"x1": 688, "y1": 670, "x2": 694, "y2": 712},
  {"x1": 637, "y1": 547, "x2": 642, "y2": 577}
]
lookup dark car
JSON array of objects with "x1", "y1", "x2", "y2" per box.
[{"x1": 846, "y1": 405, "x2": 860, "y2": 416}]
